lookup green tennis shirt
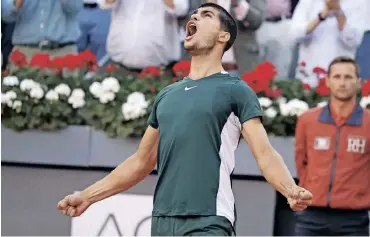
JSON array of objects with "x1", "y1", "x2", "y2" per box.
[{"x1": 147, "y1": 72, "x2": 262, "y2": 225}]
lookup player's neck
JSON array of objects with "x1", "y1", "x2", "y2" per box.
[
  {"x1": 330, "y1": 96, "x2": 356, "y2": 118},
  {"x1": 188, "y1": 55, "x2": 223, "y2": 80}
]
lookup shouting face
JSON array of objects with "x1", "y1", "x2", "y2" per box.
[{"x1": 184, "y1": 6, "x2": 230, "y2": 55}]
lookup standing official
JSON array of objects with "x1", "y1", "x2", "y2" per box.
[{"x1": 295, "y1": 56, "x2": 370, "y2": 236}]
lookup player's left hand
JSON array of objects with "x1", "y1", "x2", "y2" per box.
[{"x1": 287, "y1": 186, "x2": 313, "y2": 211}]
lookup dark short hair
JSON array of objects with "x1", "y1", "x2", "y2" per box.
[
  {"x1": 198, "y1": 3, "x2": 238, "y2": 52},
  {"x1": 328, "y1": 56, "x2": 360, "y2": 78}
]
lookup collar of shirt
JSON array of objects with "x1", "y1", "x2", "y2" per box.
[{"x1": 329, "y1": 100, "x2": 356, "y2": 126}]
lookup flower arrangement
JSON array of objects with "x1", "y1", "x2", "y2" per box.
[
  {"x1": 1, "y1": 50, "x2": 172, "y2": 137},
  {"x1": 241, "y1": 61, "x2": 370, "y2": 135},
  {"x1": 2, "y1": 50, "x2": 370, "y2": 137}
]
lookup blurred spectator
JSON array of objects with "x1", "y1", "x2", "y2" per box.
[
  {"x1": 1, "y1": 0, "x2": 15, "y2": 70},
  {"x1": 286, "y1": 0, "x2": 302, "y2": 79},
  {"x1": 177, "y1": 0, "x2": 200, "y2": 60},
  {"x1": 295, "y1": 57, "x2": 370, "y2": 236},
  {"x1": 219, "y1": 0, "x2": 266, "y2": 76},
  {"x1": 290, "y1": 0, "x2": 368, "y2": 87},
  {"x1": 98, "y1": 0, "x2": 189, "y2": 76},
  {"x1": 77, "y1": 0, "x2": 110, "y2": 62},
  {"x1": 256, "y1": 0, "x2": 294, "y2": 79},
  {"x1": 356, "y1": 27, "x2": 370, "y2": 80},
  {"x1": 186, "y1": 0, "x2": 266, "y2": 76},
  {"x1": 2, "y1": 0, "x2": 82, "y2": 61},
  {"x1": 1, "y1": 20, "x2": 15, "y2": 70}
]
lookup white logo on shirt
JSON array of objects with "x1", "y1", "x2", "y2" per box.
[
  {"x1": 314, "y1": 137, "x2": 330, "y2": 150},
  {"x1": 347, "y1": 136, "x2": 366, "y2": 154},
  {"x1": 185, "y1": 86, "x2": 197, "y2": 91}
]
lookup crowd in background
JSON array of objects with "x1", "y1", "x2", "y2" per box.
[{"x1": 1, "y1": 0, "x2": 370, "y2": 84}]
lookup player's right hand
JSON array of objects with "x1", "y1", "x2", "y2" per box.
[{"x1": 57, "y1": 192, "x2": 91, "y2": 217}]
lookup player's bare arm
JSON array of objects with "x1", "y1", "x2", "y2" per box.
[
  {"x1": 241, "y1": 117, "x2": 312, "y2": 211},
  {"x1": 57, "y1": 126, "x2": 159, "y2": 217}
]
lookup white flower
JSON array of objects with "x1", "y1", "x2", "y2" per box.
[
  {"x1": 5, "y1": 90, "x2": 17, "y2": 100},
  {"x1": 20, "y1": 79, "x2": 38, "y2": 91},
  {"x1": 316, "y1": 101, "x2": 328, "y2": 108},
  {"x1": 45, "y1": 90, "x2": 59, "y2": 101},
  {"x1": 12, "y1": 100, "x2": 22, "y2": 110},
  {"x1": 360, "y1": 95, "x2": 370, "y2": 109},
  {"x1": 1, "y1": 93, "x2": 7, "y2": 104},
  {"x1": 68, "y1": 96, "x2": 85, "y2": 108},
  {"x1": 71, "y1": 88, "x2": 85, "y2": 99},
  {"x1": 287, "y1": 99, "x2": 309, "y2": 117},
  {"x1": 30, "y1": 86, "x2": 44, "y2": 99},
  {"x1": 89, "y1": 82, "x2": 103, "y2": 98},
  {"x1": 258, "y1": 97, "x2": 272, "y2": 108},
  {"x1": 121, "y1": 92, "x2": 149, "y2": 120},
  {"x1": 67, "y1": 88, "x2": 85, "y2": 108},
  {"x1": 2, "y1": 91, "x2": 17, "y2": 107},
  {"x1": 3, "y1": 76, "x2": 19, "y2": 86},
  {"x1": 54, "y1": 83, "x2": 71, "y2": 96},
  {"x1": 264, "y1": 107, "x2": 277, "y2": 118},
  {"x1": 279, "y1": 103, "x2": 290, "y2": 116},
  {"x1": 99, "y1": 91, "x2": 116, "y2": 104},
  {"x1": 101, "y1": 77, "x2": 120, "y2": 93},
  {"x1": 127, "y1": 92, "x2": 149, "y2": 108},
  {"x1": 121, "y1": 102, "x2": 147, "y2": 120},
  {"x1": 277, "y1": 97, "x2": 287, "y2": 105}
]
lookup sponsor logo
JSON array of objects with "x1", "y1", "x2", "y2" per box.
[
  {"x1": 184, "y1": 86, "x2": 197, "y2": 91},
  {"x1": 314, "y1": 137, "x2": 330, "y2": 150},
  {"x1": 71, "y1": 193, "x2": 153, "y2": 236},
  {"x1": 347, "y1": 136, "x2": 366, "y2": 154}
]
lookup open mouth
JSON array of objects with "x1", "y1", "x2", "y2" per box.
[{"x1": 185, "y1": 21, "x2": 197, "y2": 40}]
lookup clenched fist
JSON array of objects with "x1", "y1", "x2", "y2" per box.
[
  {"x1": 57, "y1": 192, "x2": 91, "y2": 217},
  {"x1": 286, "y1": 186, "x2": 313, "y2": 211}
]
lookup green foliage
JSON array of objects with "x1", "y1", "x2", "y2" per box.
[
  {"x1": 1, "y1": 66, "x2": 172, "y2": 137},
  {"x1": 3, "y1": 65, "x2": 368, "y2": 138}
]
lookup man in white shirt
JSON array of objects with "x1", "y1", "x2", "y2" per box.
[
  {"x1": 290, "y1": 0, "x2": 368, "y2": 87},
  {"x1": 98, "y1": 0, "x2": 189, "y2": 75},
  {"x1": 256, "y1": 0, "x2": 294, "y2": 79}
]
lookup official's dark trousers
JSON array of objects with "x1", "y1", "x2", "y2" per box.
[{"x1": 295, "y1": 206, "x2": 369, "y2": 236}]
